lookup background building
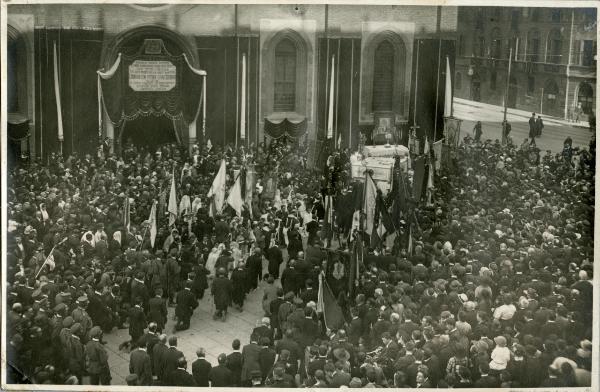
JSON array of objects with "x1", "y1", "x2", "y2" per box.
[
  {"x1": 6, "y1": 4, "x2": 457, "y2": 161},
  {"x1": 455, "y1": 7, "x2": 596, "y2": 121}
]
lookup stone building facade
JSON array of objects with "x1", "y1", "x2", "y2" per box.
[
  {"x1": 454, "y1": 7, "x2": 596, "y2": 121},
  {"x1": 7, "y1": 4, "x2": 457, "y2": 160}
]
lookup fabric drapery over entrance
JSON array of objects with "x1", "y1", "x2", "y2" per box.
[
  {"x1": 8, "y1": 113, "x2": 30, "y2": 141},
  {"x1": 264, "y1": 114, "x2": 307, "y2": 139},
  {"x1": 97, "y1": 39, "x2": 206, "y2": 140}
]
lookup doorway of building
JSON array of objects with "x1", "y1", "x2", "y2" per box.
[
  {"x1": 120, "y1": 115, "x2": 178, "y2": 151},
  {"x1": 543, "y1": 79, "x2": 559, "y2": 116}
]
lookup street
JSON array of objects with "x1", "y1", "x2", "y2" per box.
[{"x1": 453, "y1": 98, "x2": 594, "y2": 154}]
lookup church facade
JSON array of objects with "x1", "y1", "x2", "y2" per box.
[{"x1": 7, "y1": 4, "x2": 458, "y2": 160}]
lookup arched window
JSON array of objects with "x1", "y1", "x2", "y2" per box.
[
  {"x1": 547, "y1": 29, "x2": 563, "y2": 64},
  {"x1": 577, "y1": 82, "x2": 594, "y2": 114},
  {"x1": 527, "y1": 29, "x2": 540, "y2": 62},
  {"x1": 455, "y1": 72, "x2": 462, "y2": 90},
  {"x1": 273, "y1": 38, "x2": 297, "y2": 112},
  {"x1": 372, "y1": 40, "x2": 395, "y2": 112}
]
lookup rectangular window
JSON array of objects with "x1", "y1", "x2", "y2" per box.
[
  {"x1": 530, "y1": 39, "x2": 540, "y2": 62},
  {"x1": 582, "y1": 40, "x2": 595, "y2": 66},
  {"x1": 511, "y1": 10, "x2": 520, "y2": 30},
  {"x1": 527, "y1": 76, "x2": 535, "y2": 95},
  {"x1": 490, "y1": 71, "x2": 497, "y2": 90}
]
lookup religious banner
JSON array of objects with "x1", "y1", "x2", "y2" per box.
[{"x1": 443, "y1": 117, "x2": 462, "y2": 148}]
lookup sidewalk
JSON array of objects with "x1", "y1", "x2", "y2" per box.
[{"x1": 455, "y1": 98, "x2": 590, "y2": 128}]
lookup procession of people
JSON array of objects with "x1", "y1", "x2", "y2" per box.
[{"x1": 5, "y1": 122, "x2": 594, "y2": 388}]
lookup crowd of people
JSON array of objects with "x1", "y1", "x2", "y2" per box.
[{"x1": 5, "y1": 126, "x2": 595, "y2": 388}]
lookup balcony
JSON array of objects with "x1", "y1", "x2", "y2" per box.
[{"x1": 570, "y1": 64, "x2": 596, "y2": 79}]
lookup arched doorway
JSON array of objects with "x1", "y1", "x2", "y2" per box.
[
  {"x1": 543, "y1": 79, "x2": 559, "y2": 115},
  {"x1": 507, "y1": 76, "x2": 518, "y2": 108},
  {"x1": 577, "y1": 82, "x2": 594, "y2": 114},
  {"x1": 120, "y1": 115, "x2": 179, "y2": 151},
  {"x1": 470, "y1": 73, "x2": 481, "y2": 102},
  {"x1": 100, "y1": 25, "x2": 203, "y2": 154}
]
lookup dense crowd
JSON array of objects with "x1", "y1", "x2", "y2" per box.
[{"x1": 5, "y1": 130, "x2": 595, "y2": 388}]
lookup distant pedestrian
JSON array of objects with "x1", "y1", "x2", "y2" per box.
[
  {"x1": 589, "y1": 110, "x2": 595, "y2": 133},
  {"x1": 473, "y1": 121, "x2": 483, "y2": 143},
  {"x1": 536, "y1": 115, "x2": 544, "y2": 138},
  {"x1": 529, "y1": 112, "x2": 537, "y2": 146}
]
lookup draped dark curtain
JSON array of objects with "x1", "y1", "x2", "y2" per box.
[
  {"x1": 100, "y1": 41, "x2": 204, "y2": 126},
  {"x1": 264, "y1": 116, "x2": 307, "y2": 139}
]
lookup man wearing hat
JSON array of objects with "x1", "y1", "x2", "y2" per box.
[
  {"x1": 66, "y1": 323, "x2": 85, "y2": 384},
  {"x1": 85, "y1": 326, "x2": 111, "y2": 385},
  {"x1": 71, "y1": 295, "x2": 92, "y2": 343},
  {"x1": 211, "y1": 268, "x2": 233, "y2": 322}
]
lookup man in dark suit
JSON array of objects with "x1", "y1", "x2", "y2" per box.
[
  {"x1": 269, "y1": 289, "x2": 285, "y2": 339},
  {"x1": 140, "y1": 323, "x2": 160, "y2": 374},
  {"x1": 227, "y1": 339, "x2": 243, "y2": 386},
  {"x1": 152, "y1": 334, "x2": 168, "y2": 382},
  {"x1": 162, "y1": 336, "x2": 184, "y2": 384},
  {"x1": 347, "y1": 307, "x2": 363, "y2": 345},
  {"x1": 175, "y1": 281, "x2": 198, "y2": 331},
  {"x1": 281, "y1": 260, "x2": 299, "y2": 295},
  {"x1": 209, "y1": 353, "x2": 233, "y2": 387},
  {"x1": 299, "y1": 279, "x2": 318, "y2": 304},
  {"x1": 128, "y1": 297, "x2": 147, "y2": 349},
  {"x1": 211, "y1": 268, "x2": 232, "y2": 321},
  {"x1": 252, "y1": 317, "x2": 273, "y2": 343},
  {"x1": 131, "y1": 272, "x2": 150, "y2": 310},
  {"x1": 246, "y1": 247, "x2": 263, "y2": 291},
  {"x1": 192, "y1": 348, "x2": 212, "y2": 387},
  {"x1": 275, "y1": 329, "x2": 302, "y2": 372},
  {"x1": 129, "y1": 338, "x2": 153, "y2": 386},
  {"x1": 164, "y1": 357, "x2": 196, "y2": 387},
  {"x1": 296, "y1": 307, "x2": 320, "y2": 349},
  {"x1": 241, "y1": 336, "x2": 262, "y2": 386},
  {"x1": 473, "y1": 362, "x2": 500, "y2": 388},
  {"x1": 266, "y1": 243, "x2": 283, "y2": 279},
  {"x1": 258, "y1": 337, "x2": 276, "y2": 381},
  {"x1": 148, "y1": 288, "x2": 167, "y2": 332},
  {"x1": 230, "y1": 262, "x2": 248, "y2": 310}
]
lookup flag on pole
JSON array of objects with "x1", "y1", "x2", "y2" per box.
[
  {"x1": 227, "y1": 173, "x2": 244, "y2": 217},
  {"x1": 432, "y1": 140, "x2": 443, "y2": 171},
  {"x1": 444, "y1": 56, "x2": 453, "y2": 117},
  {"x1": 426, "y1": 164, "x2": 435, "y2": 206},
  {"x1": 327, "y1": 55, "x2": 335, "y2": 139},
  {"x1": 317, "y1": 271, "x2": 345, "y2": 330},
  {"x1": 208, "y1": 159, "x2": 227, "y2": 217},
  {"x1": 337, "y1": 133, "x2": 342, "y2": 149},
  {"x1": 148, "y1": 201, "x2": 157, "y2": 248},
  {"x1": 240, "y1": 54, "x2": 247, "y2": 141},
  {"x1": 407, "y1": 224, "x2": 413, "y2": 255},
  {"x1": 207, "y1": 139, "x2": 212, "y2": 152},
  {"x1": 245, "y1": 165, "x2": 255, "y2": 217},
  {"x1": 123, "y1": 195, "x2": 131, "y2": 231},
  {"x1": 168, "y1": 170, "x2": 178, "y2": 226},
  {"x1": 53, "y1": 41, "x2": 64, "y2": 143},
  {"x1": 363, "y1": 173, "x2": 378, "y2": 236}
]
